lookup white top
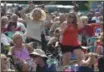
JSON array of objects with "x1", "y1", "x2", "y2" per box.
[{"x1": 25, "y1": 14, "x2": 46, "y2": 41}]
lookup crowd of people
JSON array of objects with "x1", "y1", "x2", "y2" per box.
[{"x1": 1, "y1": 1, "x2": 104, "y2": 72}]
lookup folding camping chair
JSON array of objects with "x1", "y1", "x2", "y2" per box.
[{"x1": 87, "y1": 37, "x2": 97, "y2": 52}]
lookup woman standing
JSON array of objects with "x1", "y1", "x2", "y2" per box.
[
  {"x1": 20, "y1": 5, "x2": 47, "y2": 51},
  {"x1": 59, "y1": 13, "x2": 84, "y2": 67}
]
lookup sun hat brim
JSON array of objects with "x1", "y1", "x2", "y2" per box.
[
  {"x1": 81, "y1": 46, "x2": 91, "y2": 50},
  {"x1": 30, "y1": 51, "x2": 47, "y2": 58}
]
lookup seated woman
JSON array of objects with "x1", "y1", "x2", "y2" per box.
[
  {"x1": 1, "y1": 54, "x2": 15, "y2": 72},
  {"x1": 78, "y1": 52, "x2": 100, "y2": 72},
  {"x1": 8, "y1": 32, "x2": 34, "y2": 71},
  {"x1": 30, "y1": 49, "x2": 57, "y2": 72}
]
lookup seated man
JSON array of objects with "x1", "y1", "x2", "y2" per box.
[{"x1": 30, "y1": 49, "x2": 57, "y2": 72}]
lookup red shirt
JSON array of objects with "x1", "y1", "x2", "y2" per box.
[
  {"x1": 61, "y1": 24, "x2": 80, "y2": 46},
  {"x1": 79, "y1": 23, "x2": 100, "y2": 37}
]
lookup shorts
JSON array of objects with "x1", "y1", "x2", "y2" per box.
[{"x1": 60, "y1": 44, "x2": 82, "y2": 54}]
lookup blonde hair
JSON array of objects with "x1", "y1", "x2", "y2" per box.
[
  {"x1": 78, "y1": 16, "x2": 88, "y2": 26},
  {"x1": 12, "y1": 32, "x2": 23, "y2": 41},
  {"x1": 30, "y1": 8, "x2": 46, "y2": 21},
  {"x1": 80, "y1": 16, "x2": 88, "y2": 22}
]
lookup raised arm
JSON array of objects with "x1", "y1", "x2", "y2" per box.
[
  {"x1": 59, "y1": 21, "x2": 67, "y2": 34},
  {"x1": 20, "y1": 4, "x2": 35, "y2": 20}
]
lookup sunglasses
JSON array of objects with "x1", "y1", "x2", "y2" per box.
[{"x1": 31, "y1": 55, "x2": 39, "y2": 59}]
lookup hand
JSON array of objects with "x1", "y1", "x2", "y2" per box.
[
  {"x1": 31, "y1": 60, "x2": 37, "y2": 71},
  {"x1": 88, "y1": 53, "x2": 93, "y2": 57},
  {"x1": 55, "y1": 42, "x2": 59, "y2": 48},
  {"x1": 15, "y1": 57, "x2": 25, "y2": 63}
]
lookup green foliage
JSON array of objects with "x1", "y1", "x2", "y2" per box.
[
  {"x1": 1, "y1": 1, "x2": 89, "y2": 11},
  {"x1": 76, "y1": 1, "x2": 89, "y2": 11}
]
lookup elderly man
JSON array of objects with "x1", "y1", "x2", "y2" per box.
[{"x1": 30, "y1": 49, "x2": 56, "y2": 72}]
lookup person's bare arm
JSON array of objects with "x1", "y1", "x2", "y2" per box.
[
  {"x1": 59, "y1": 21, "x2": 67, "y2": 34},
  {"x1": 47, "y1": 37, "x2": 57, "y2": 45},
  {"x1": 20, "y1": 4, "x2": 35, "y2": 19},
  {"x1": 8, "y1": 46, "x2": 15, "y2": 55},
  {"x1": 81, "y1": 57, "x2": 92, "y2": 66}
]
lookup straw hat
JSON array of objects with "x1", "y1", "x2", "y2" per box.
[
  {"x1": 30, "y1": 8, "x2": 46, "y2": 21},
  {"x1": 30, "y1": 49, "x2": 47, "y2": 58}
]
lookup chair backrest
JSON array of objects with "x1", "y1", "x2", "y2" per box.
[{"x1": 87, "y1": 37, "x2": 97, "y2": 52}]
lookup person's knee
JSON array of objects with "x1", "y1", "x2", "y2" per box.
[
  {"x1": 22, "y1": 63, "x2": 29, "y2": 71},
  {"x1": 74, "y1": 49, "x2": 84, "y2": 60},
  {"x1": 62, "y1": 52, "x2": 71, "y2": 63}
]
